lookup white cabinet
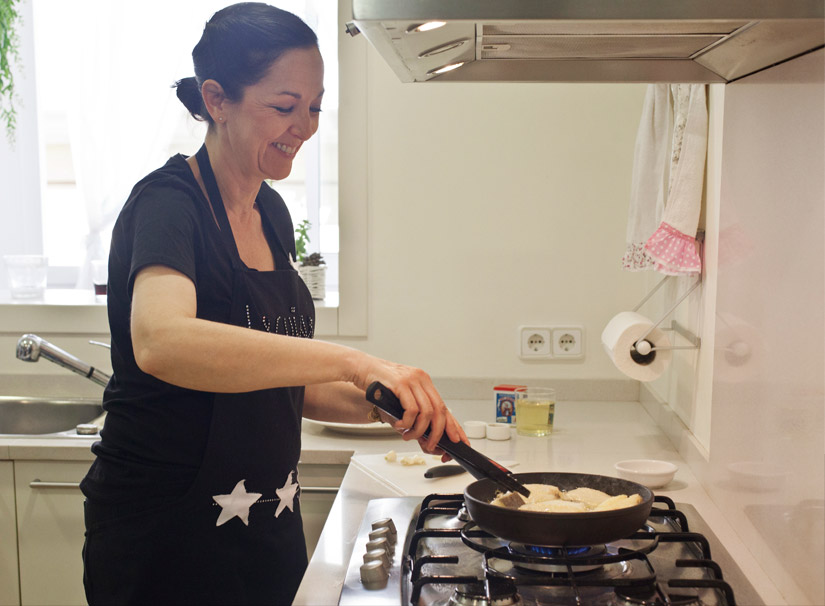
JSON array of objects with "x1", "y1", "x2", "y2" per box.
[
  {"x1": 0, "y1": 461, "x2": 20, "y2": 606},
  {"x1": 297, "y1": 463, "x2": 347, "y2": 559},
  {"x1": 14, "y1": 460, "x2": 90, "y2": 606}
]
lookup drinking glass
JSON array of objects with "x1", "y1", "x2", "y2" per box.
[
  {"x1": 4, "y1": 255, "x2": 48, "y2": 299},
  {"x1": 515, "y1": 387, "x2": 556, "y2": 436}
]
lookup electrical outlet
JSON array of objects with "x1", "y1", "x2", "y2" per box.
[
  {"x1": 552, "y1": 326, "x2": 585, "y2": 358},
  {"x1": 519, "y1": 326, "x2": 552, "y2": 359}
]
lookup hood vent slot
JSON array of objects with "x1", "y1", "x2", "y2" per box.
[{"x1": 479, "y1": 34, "x2": 726, "y2": 61}]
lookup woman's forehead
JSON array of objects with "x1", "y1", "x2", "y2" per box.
[{"x1": 258, "y1": 47, "x2": 324, "y2": 97}]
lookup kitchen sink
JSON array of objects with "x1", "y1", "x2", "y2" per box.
[{"x1": 0, "y1": 396, "x2": 104, "y2": 437}]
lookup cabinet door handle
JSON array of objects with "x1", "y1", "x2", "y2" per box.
[
  {"x1": 300, "y1": 486, "x2": 339, "y2": 494},
  {"x1": 29, "y1": 480, "x2": 82, "y2": 489}
]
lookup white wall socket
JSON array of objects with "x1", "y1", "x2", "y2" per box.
[
  {"x1": 519, "y1": 326, "x2": 552, "y2": 359},
  {"x1": 552, "y1": 326, "x2": 585, "y2": 358}
]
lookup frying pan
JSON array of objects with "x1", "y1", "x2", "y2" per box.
[{"x1": 464, "y1": 471, "x2": 654, "y2": 546}]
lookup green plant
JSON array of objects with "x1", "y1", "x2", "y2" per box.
[
  {"x1": 0, "y1": 0, "x2": 22, "y2": 144},
  {"x1": 302, "y1": 252, "x2": 325, "y2": 267},
  {"x1": 294, "y1": 219, "x2": 325, "y2": 266}
]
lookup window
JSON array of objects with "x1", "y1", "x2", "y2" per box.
[{"x1": 31, "y1": 0, "x2": 339, "y2": 297}]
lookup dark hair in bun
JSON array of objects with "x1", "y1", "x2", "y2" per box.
[{"x1": 173, "y1": 2, "x2": 318, "y2": 122}]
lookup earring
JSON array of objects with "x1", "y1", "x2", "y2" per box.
[{"x1": 217, "y1": 116, "x2": 224, "y2": 122}]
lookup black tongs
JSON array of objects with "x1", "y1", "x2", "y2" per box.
[{"x1": 366, "y1": 381, "x2": 531, "y2": 498}]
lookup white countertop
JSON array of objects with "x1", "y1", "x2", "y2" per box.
[
  {"x1": 0, "y1": 398, "x2": 785, "y2": 605},
  {"x1": 0, "y1": 412, "x2": 403, "y2": 462},
  {"x1": 294, "y1": 400, "x2": 784, "y2": 606}
]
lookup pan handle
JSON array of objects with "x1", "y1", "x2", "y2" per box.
[{"x1": 365, "y1": 382, "x2": 531, "y2": 498}]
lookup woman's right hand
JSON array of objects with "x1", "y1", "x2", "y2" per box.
[{"x1": 352, "y1": 356, "x2": 467, "y2": 454}]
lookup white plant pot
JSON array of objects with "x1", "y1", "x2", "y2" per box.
[{"x1": 298, "y1": 265, "x2": 326, "y2": 300}]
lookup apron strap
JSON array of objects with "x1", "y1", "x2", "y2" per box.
[
  {"x1": 255, "y1": 186, "x2": 298, "y2": 265},
  {"x1": 194, "y1": 144, "x2": 293, "y2": 270},
  {"x1": 195, "y1": 145, "x2": 244, "y2": 269}
]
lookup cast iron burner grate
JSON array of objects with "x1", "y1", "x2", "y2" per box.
[{"x1": 406, "y1": 494, "x2": 737, "y2": 606}]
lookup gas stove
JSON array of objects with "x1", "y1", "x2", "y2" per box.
[{"x1": 339, "y1": 494, "x2": 764, "y2": 606}]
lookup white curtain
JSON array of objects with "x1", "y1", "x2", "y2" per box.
[
  {"x1": 40, "y1": 0, "x2": 217, "y2": 285},
  {"x1": 34, "y1": 0, "x2": 318, "y2": 285},
  {"x1": 69, "y1": 0, "x2": 201, "y2": 285}
]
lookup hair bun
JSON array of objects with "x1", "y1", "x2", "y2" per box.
[{"x1": 174, "y1": 77, "x2": 206, "y2": 121}]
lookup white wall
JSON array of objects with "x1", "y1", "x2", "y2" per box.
[{"x1": 328, "y1": 49, "x2": 650, "y2": 382}]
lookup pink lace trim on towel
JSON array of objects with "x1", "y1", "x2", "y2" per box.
[{"x1": 645, "y1": 221, "x2": 701, "y2": 275}]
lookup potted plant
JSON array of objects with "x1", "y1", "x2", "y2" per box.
[
  {"x1": 294, "y1": 219, "x2": 326, "y2": 300},
  {"x1": 0, "y1": 0, "x2": 22, "y2": 143}
]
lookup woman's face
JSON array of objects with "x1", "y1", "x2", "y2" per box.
[{"x1": 223, "y1": 46, "x2": 324, "y2": 182}]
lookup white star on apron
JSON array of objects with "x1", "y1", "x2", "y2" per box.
[
  {"x1": 274, "y1": 471, "x2": 299, "y2": 518},
  {"x1": 212, "y1": 479, "x2": 262, "y2": 527}
]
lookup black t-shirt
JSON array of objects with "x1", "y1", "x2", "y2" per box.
[{"x1": 81, "y1": 154, "x2": 297, "y2": 506}]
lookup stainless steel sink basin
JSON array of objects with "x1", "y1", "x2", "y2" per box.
[{"x1": 0, "y1": 396, "x2": 103, "y2": 437}]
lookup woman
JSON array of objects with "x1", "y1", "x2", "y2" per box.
[{"x1": 80, "y1": 4, "x2": 466, "y2": 604}]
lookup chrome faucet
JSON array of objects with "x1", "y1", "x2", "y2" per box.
[{"x1": 16, "y1": 334, "x2": 111, "y2": 388}]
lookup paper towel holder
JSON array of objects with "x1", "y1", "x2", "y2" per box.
[{"x1": 631, "y1": 275, "x2": 702, "y2": 360}]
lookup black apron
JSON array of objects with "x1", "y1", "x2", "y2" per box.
[{"x1": 83, "y1": 145, "x2": 316, "y2": 605}]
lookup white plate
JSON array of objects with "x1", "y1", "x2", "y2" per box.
[{"x1": 302, "y1": 417, "x2": 399, "y2": 436}]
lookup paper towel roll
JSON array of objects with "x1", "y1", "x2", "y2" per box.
[{"x1": 601, "y1": 311, "x2": 672, "y2": 382}]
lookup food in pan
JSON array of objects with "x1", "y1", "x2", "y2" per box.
[
  {"x1": 562, "y1": 487, "x2": 612, "y2": 509},
  {"x1": 523, "y1": 483, "x2": 561, "y2": 503},
  {"x1": 490, "y1": 483, "x2": 642, "y2": 512},
  {"x1": 521, "y1": 499, "x2": 588, "y2": 513},
  {"x1": 490, "y1": 483, "x2": 560, "y2": 508},
  {"x1": 593, "y1": 494, "x2": 642, "y2": 511}
]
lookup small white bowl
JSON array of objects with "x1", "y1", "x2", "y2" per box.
[
  {"x1": 463, "y1": 420, "x2": 487, "y2": 439},
  {"x1": 614, "y1": 459, "x2": 678, "y2": 488},
  {"x1": 485, "y1": 423, "x2": 512, "y2": 441}
]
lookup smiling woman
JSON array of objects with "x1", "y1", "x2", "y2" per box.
[
  {"x1": 72, "y1": 5, "x2": 424, "y2": 603},
  {"x1": 19, "y1": 0, "x2": 338, "y2": 294}
]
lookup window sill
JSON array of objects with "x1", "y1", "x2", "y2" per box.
[{"x1": 0, "y1": 289, "x2": 341, "y2": 337}]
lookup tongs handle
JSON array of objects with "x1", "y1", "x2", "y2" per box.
[{"x1": 366, "y1": 381, "x2": 531, "y2": 498}]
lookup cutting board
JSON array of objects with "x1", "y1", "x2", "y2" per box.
[
  {"x1": 350, "y1": 452, "x2": 520, "y2": 497},
  {"x1": 350, "y1": 452, "x2": 476, "y2": 496}
]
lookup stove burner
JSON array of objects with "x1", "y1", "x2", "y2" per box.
[
  {"x1": 447, "y1": 580, "x2": 521, "y2": 606},
  {"x1": 427, "y1": 503, "x2": 473, "y2": 530},
  {"x1": 509, "y1": 542, "x2": 607, "y2": 558},
  {"x1": 524, "y1": 544, "x2": 592, "y2": 557},
  {"x1": 446, "y1": 504, "x2": 472, "y2": 528},
  {"x1": 506, "y1": 542, "x2": 608, "y2": 574}
]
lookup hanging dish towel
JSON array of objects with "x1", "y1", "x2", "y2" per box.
[
  {"x1": 621, "y1": 84, "x2": 670, "y2": 271},
  {"x1": 644, "y1": 84, "x2": 708, "y2": 275}
]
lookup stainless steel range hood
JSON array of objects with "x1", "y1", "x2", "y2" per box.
[{"x1": 348, "y1": 0, "x2": 825, "y2": 83}]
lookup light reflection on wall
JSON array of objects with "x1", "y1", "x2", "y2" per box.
[{"x1": 709, "y1": 49, "x2": 824, "y2": 606}]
